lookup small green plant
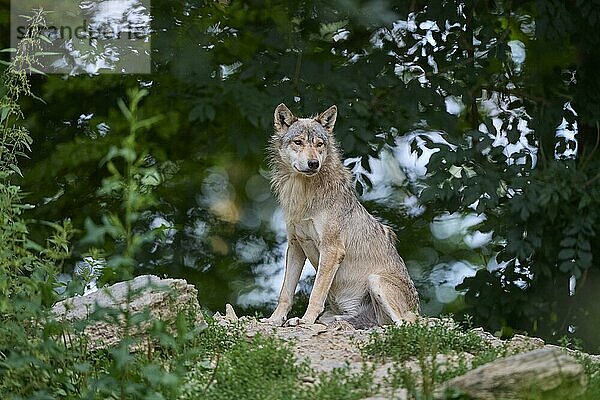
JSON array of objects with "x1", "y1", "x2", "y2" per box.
[
  {"x1": 0, "y1": 11, "x2": 80, "y2": 398},
  {"x1": 558, "y1": 335, "x2": 584, "y2": 352},
  {"x1": 0, "y1": 9, "x2": 69, "y2": 307},
  {"x1": 0, "y1": 10, "x2": 45, "y2": 174},
  {"x1": 300, "y1": 365, "x2": 379, "y2": 400},
  {"x1": 81, "y1": 88, "x2": 163, "y2": 283}
]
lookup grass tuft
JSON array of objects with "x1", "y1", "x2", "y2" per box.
[{"x1": 362, "y1": 318, "x2": 489, "y2": 362}]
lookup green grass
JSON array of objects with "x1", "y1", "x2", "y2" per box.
[
  {"x1": 301, "y1": 365, "x2": 378, "y2": 400},
  {"x1": 1, "y1": 311, "x2": 381, "y2": 400},
  {"x1": 180, "y1": 330, "x2": 307, "y2": 399},
  {"x1": 362, "y1": 318, "x2": 491, "y2": 362}
]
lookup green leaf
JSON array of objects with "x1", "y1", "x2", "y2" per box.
[
  {"x1": 420, "y1": 186, "x2": 440, "y2": 203},
  {"x1": 317, "y1": 20, "x2": 348, "y2": 42},
  {"x1": 9, "y1": 164, "x2": 23, "y2": 177},
  {"x1": 33, "y1": 51, "x2": 62, "y2": 56},
  {"x1": 26, "y1": 66, "x2": 47, "y2": 75},
  {"x1": 118, "y1": 98, "x2": 133, "y2": 121},
  {"x1": 39, "y1": 34, "x2": 53, "y2": 44},
  {"x1": 558, "y1": 248, "x2": 575, "y2": 260},
  {"x1": 0, "y1": 106, "x2": 10, "y2": 122},
  {"x1": 507, "y1": 126, "x2": 520, "y2": 144},
  {"x1": 577, "y1": 240, "x2": 591, "y2": 251},
  {"x1": 141, "y1": 168, "x2": 161, "y2": 186},
  {"x1": 134, "y1": 115, "x2": 163, "y2": 131},
  {"x1": 560, "y1": 237, "x2": 577, "y2": 247},
  {"x1": 559, "y1": 261, "x2": 574, "y2": 273},
  {"x1": 579, "y1": 251, "x2": 592, "y2": 268}
]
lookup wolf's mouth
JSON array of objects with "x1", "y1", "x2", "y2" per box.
[{"x1": 294, "y1": 165, "x2": 318, "y2": 176}]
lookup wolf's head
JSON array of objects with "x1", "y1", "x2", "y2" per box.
[{"x1": 272, "y1": 103, "x2": 337, "y2": 177}]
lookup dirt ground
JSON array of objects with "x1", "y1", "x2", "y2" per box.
[{"x1": 243, "y1": 317, "x2": 377, "y2": 372}]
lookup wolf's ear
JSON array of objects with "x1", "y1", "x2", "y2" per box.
[
  {"x1": 274, "y1": 103, "x2": 297, "y2": 134},
  {"x1": 316, "y1": 105, "x2": 337, "y2": 134}
]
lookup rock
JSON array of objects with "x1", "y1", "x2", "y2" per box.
[
  {"x1": 309, "y1": 323, "x2": 329, "y2": 334},
  {"x1": 244, "y1": 317, "x2": 372, "y2": 373},
  {"x1": 225, "y1": 303, "x2": 238, "y2": 322},
  {"x1": 239, "y1": 316, "x2": 596, "y2": 398},
  {"x1": 301, "y1": 375, "x2": 316, "y2": 383},
  {"x1": 471, "y1": 327, "x2": 503, "y2": 347},
  {"x1": 52, "y1": 274, "x2": 205, "y2": 351},
  {"x1": 442, "y1": 347, "x2": 587, "y2": 399},
  {"x1": 329, "y1": 320, "x2": 355, "y2": 332},
  {"x1": 507, "y1": 334, "x2": 545, "y2": 353}
]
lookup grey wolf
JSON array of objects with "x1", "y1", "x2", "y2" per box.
[{"x1": 262, "y1": 103, "x2": 420, "y2": 328}]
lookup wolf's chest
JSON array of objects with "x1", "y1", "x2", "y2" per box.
[
  {"x1": 288, "y1": 218, "x2": 322, "y2": 268},
  {"x1": 290, "y1": 218, "x2": 319, "y2": 241}
]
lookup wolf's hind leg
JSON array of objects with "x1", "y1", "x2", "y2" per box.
[{"x1": 367, "y1": 274, "x2": 418, "y2": 325}]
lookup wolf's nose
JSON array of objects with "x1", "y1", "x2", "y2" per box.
[{"x1": 308, "y1": 159, "x2": 320, "y2": 170}]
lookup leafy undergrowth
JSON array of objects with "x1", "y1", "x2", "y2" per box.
[
  {"x1": 574, "y1": 355, "x2": 600, "y2": 400},
  {"x1": 1, "y1": 313, "x2": 379, "y2": 399}
]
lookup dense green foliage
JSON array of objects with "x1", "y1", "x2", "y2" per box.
[
  {"x1": 0, "y1": 0, "x2": 599, "y2": 357},
  {"x1": 405, "y1": 1, "x2": 600, "y2": 348},
  {"x1": 0, "y1": 20, "x2": 75, "y2": 397},
  {"x1": 2, "y1": 2, "x2": 600, "y2": 397}
]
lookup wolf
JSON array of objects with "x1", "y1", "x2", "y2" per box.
[{"x1": 262, "y1": 103, "x2": 420, "y2": 328}]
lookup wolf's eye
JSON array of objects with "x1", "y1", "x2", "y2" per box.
[
  {"x1": 316, "y1": 142, "x2": 324, "y2": 147},
  {"x1": 293, "y1": 140, "x2": 303, "y2": 145}
]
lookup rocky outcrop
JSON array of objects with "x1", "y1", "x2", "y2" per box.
[
  {"x1": 443, "y1": 347, "x2": 587, "y2": 399},
  {"x1": 52, "y1": 274, "x2": 205, "y2": 351},
  {"x1": 218, "y1": 313, "x2": 593, "y2": 399}
]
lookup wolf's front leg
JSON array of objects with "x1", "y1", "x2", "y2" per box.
[
  {"x1": 261, "y1": 238, "x2": 306, "y2": 326},
  {"x1": 300, "y1": 242, "x2": 345, "y2": 324}
]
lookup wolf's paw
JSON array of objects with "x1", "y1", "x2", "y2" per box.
[{"x1": 260, "y1": 316, "x2": 286, "y2": 326}]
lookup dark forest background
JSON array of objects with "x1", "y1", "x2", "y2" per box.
[{"x1": 1, "y1": 0, "x2": 599, "y2": 351}]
